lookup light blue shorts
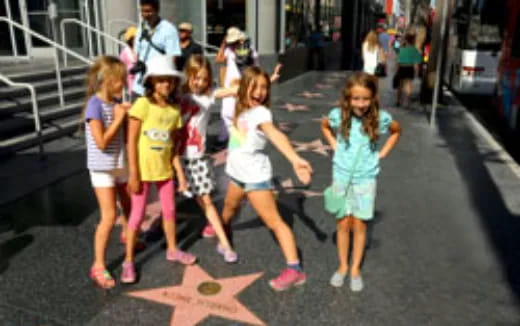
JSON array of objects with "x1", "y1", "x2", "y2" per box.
[
  {"x1": 333, "y1": 179, "x2": 377, "y2": 220},
  {"x1": 229, "y1": 177, "x2": 274, "y2": 192}
]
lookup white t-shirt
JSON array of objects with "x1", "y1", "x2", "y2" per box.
[
  {"x1": 179, "y1": 93, "x2": 215, "y2": 158},
  {"x1": 362, "y1": 42, "x2": 379, "y2": 74},
  {"x1": 225, "y1": 105, "x2": 273, "y2": 183}
]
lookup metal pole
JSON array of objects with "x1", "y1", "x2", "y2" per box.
[
  {"x1": 430, "y1": 0, "x2": 449, "y2": 128},
  {"x1": 85, "y1": 0, "x2": 93, "y2": 58},
  {"x1": 202, "y1": 0, "x2": 207, "y2": 54},
  {"x1": 93, "y1": 0, "x2": 102, "y2": 55},
  {"x1": 5, "y1": 0, "x2": 19, "y2": 57},
  {"x1": 279, "y1": 0, "x2": 286, "y2": 54},
  {"x1": 61, "y1": 21, "x2": 68, "y2": 66},
  {"x1": 54, "y1": 46, "x2": 64, "y2": 107}
]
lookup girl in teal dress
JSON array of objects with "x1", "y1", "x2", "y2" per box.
[{"x1": 321, "y1": 72, "x2": 401, "y2": 291}]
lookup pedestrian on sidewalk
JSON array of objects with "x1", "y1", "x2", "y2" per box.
[
  {"x1": 220, "y1": 66, "x2": 313, "y2": 291},
  {"x1": 394, "y1": 32, "x2": 423, "y2": 108},
  {"x1": 362, "y1": 30, "x2": 384, "y2": 77},
  {"x1": 177, "y1": 54, "x2": 238, "y2": 262},
  {"x1": 321, "y1": 72, "x2": 401, "y2": 291},
  {"x1": 122, "y1": 55, "x2": 196, "y2": 284},
  {"x1": 83, "y1": 56, "x2": 134, "y2": 289},
  {"x1": 177, "y1": 22, "x2": 202, "y2": 71},
  {"x1": 119, "y1": 26, "x2": 138, "y2": 95}
]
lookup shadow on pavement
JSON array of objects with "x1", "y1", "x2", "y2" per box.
[{"x1": 436, "y1": 107, "x2": 520, "y2": 303}]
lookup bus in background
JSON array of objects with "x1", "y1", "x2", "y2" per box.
[
  {"x1": 496, "y1": 0, "x2": 520, "y2": 130},
  {"x1": 445, "y1": 0, "x2": 503, "y2": 95}
]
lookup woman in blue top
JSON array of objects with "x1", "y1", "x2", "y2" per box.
[{"x1": 321, "y1": 72, "x2": 401, "y2": 291}]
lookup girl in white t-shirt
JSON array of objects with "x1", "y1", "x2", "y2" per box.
[
  {"x1": 178, "y1": 55, "x2": 238, "y2": 262},
  {"x1": 222, "y1": 66, "x2": 313, "y2": 291}
]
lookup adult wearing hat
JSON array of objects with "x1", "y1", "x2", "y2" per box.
[
  {"x1": 213, "y1": 27, "x2": 259, "y2": 148},
  {"x1": 177, "y1": 22, "x2": 203, "y2": 71},
  {"x1": 120, "y1": 26, "x2": 138, "y2": 94},
  {"x1": 131, "y1": 0, "x2": 182, "y2": 98}
]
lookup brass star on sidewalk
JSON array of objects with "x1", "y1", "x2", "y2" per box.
[
  {"x1": 278, "y1": 103, "x2": 310, "y2": 112},
  {"x1": 298, "y1": 91, "x2": 324, "y2": 99},
  {"x1": 291, "y1": 139, "x2": 332, "y2": 157},
  {"x1": 127, "y1": 265, "x2": 265, "y2": 326},
  {"x1": 211, "y1": 149, "x2": 228, "y2": 167}
]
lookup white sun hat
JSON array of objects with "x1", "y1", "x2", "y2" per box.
[
  {"x1": 143, "y1": 55, "x2": 185, "y2": 84},
  {"x1": 225, "y1": 26, "x2": 244, "y2": 44}
]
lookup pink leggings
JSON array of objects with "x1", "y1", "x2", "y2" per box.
[{"x1": 128, "y1": 179, "x2": 175, "y2": 231}]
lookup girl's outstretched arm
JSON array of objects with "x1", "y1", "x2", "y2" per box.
[
  {"x1": 379, "y1": 120, "x2": 401, "y2": 159},
  {"x1": 320, "y1": 117, "x2": 337, "y2": 150},
  {"x1": 259, "y1": 122, "x2": 313, "y2": 185},
  {"x1": 270, "y1": 63, "x2": 283, "y2": 83},
  {"x1": 213, "y1": 84, "x2": 239, "y2": 99},
  {"x1": 127, "y1": 117, "x2": 142, "y2": 194}
]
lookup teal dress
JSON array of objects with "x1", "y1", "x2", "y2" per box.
[{"x1": 326, "y1": 108, "x2": 392, "y2": 220}]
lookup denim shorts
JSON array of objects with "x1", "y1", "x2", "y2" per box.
[{"x1": 229, "y1": 176, "x2": 274, "y2": 192}]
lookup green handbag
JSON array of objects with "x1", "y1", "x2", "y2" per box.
[{"x1": 323, "y1": 145, "x2": 363, "y2": 217}]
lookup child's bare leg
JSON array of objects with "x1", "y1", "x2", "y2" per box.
[
  {"x1": 221, "y1": 181, "x2": 246, "y2": 226},
  {"x1": 350, "y1": 217, "x2": 367, "y2": 277},
  {"x1": 336, "y1": 216, "x2": 353, "y2": 274},
  {"x1": 197, "y1": 194, "x2": 232, "y2": 250},
  {"x1": 247, "y1": 190, "x2": 298, "y2": 263},
  {"x1": 93, "y1": 187, "x2": 118, "y2": 269}
]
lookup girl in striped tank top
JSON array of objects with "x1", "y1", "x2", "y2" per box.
[{"x1": 84, "y1": 56, "x2": 133, "y2": 289}]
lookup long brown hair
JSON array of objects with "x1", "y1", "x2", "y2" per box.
[
  {"x1": 233, "y1": 66, "x2": 271, "y2": 125},
  {"x1": 144, "y1": 76, "x2": 180, "y2": 105},
  {"x1": 81, "y1": 55, "x2": 126, "y2": 121},
  {"x1": 363, "y1": 30, "x2": 379, "y2": 52},
  {"x1": 339, "y1": 72, "x2": 380, "y2": 142},
  {"x1": 183, "y1": 54, "x2": 213, "y2": 94}
]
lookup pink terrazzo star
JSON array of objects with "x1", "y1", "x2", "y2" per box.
[
  {"x1": 291, "y1": 139, "x2": 332, "y2": 157},
  {"x1": 298, "y1": 91, "x2": 324, "y2": 99},
  {"x1": 314, "y1": 83, "x2": 333, "y2": 89},
  {"x1": 278, "y1": 103, "x2": 310, "y2": 112},
  {"x1": 277, "y1": 178, "x2": 322, "y2": 198},
  {"x1": 127, "y1": 265, "x2": 265, "y2": 326},
  {"x1": 211, "y1": 149, "x2": 228, "y2": 167}
]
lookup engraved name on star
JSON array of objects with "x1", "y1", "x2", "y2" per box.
[
  {"x1": 298, "y1": 91, "x2": 324, "y2": 99},
  {"x1": 278, "y1": 103, "x2": 310, "y2": 112}
]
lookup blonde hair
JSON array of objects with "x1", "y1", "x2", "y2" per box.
[
  {"x1": 81, "y1": 56, "x2": 126, "y2": 121},
  {"x1": 363, "y1": 30, "x2": 379, "y2": 52},
  {"x1": 183, "y1": 54, "x2": 213, "y2": 94},
  {"x1": 234, "y1": 66, "x2": 271, "y2": 126},
  {"x1": 339, "y1": 72, "x2": 380, "y2": 143}
]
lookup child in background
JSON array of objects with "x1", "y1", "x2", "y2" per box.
[
  {"x1": 84, "y1": 56, "x2": 131, "y2": 289},
  {"x1": 321, "y1": 72, "x2": 401, "y2": 291},
  {"x1": 220, "y1": 66, "x2": 313, "y2": 291},
  {"x1": 122, "y1": 55, "x2": 196, "y2": 284},
  {"x1": 179, "y1": 54, "x2": 238, "y2": 262}
]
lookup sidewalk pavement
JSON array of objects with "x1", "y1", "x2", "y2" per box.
[{"x1": 0, "y1": 71, "x2": 520, "y2": 325}]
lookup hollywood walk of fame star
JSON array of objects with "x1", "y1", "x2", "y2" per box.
[
  {"x1": 314, "y1": 83, "x2": 333, "y2": 89},
  {"x1": 298, "y1": 91, "x2": 324, "y2": 99},
  {"x1": 278, "y1": 103, "x2": 310, "y2": 112},
  {"x1": 276, "y1": 178, "x2": 322, "y2": 198},
  {"x1": 127, "y1": 265, "x2": 265, "y2": 326},
  {"x1": 277, "y1": 121, "x2": 295, "y2": 132},
  {"x1": 291, "y1": 139, "x2": 332, "y2": 157},
  {"x1": 211, "y1": 149, "x2": 228, "y2": 167}
]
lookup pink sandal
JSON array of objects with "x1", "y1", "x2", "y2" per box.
[{"x1": 89, "y1": 267, "x2": 116, "y2": 289}]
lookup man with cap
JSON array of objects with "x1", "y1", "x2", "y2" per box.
[
  {"x1": 177, "y1": 22, "x2": 203, "y2": 71},
  {"x1": 131, "y1": 0, "x2": 182, "y2": 99}
]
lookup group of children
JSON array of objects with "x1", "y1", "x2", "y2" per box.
[{"x1": 84, "y1": 51, "x2": 401, "y2": 293}]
